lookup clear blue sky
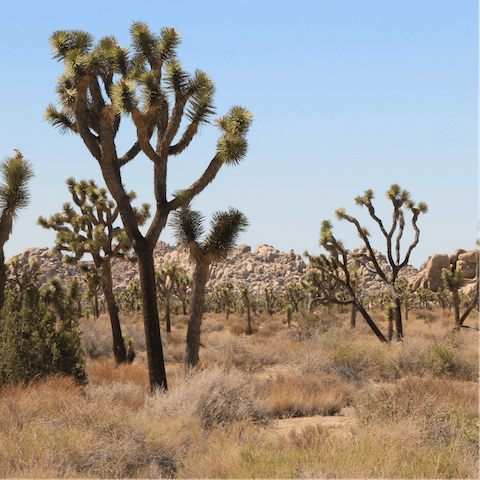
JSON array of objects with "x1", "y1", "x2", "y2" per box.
[{"x1": 1, "y1": 0, "x2": 478, "y2": 268}]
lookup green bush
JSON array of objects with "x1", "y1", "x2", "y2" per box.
[
  {"x1": 422, "y1": 344, "x2": 474, "y2": 379},
  {"x1": 0, "y1": 263, "x2": 86, "y2": 387}
]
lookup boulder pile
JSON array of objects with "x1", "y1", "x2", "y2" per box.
[
  {"x1": 413, "y1": 248, "x2": 479, "y2": 294},
  {"x1": 7, "y1": 242, "x2": 308, "y2": 296},
  {"x1": 7, "y1": 242, "x2": 478, "y2": 297}
]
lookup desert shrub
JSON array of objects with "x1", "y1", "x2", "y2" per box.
[
  {"x1": 0, "y1": 281, "x2": 86, "y2": 387},
  {"x1": 390, "y1": 337, "x2": 427, "y2": 376},
  {"x1": 358, "y1": 376, "x2": 479, "y2": 426},
  {"x1": 288, "y1": 424, "x2": 329, "y2": 449},
  {"x1": 145, "y1": 366, "x2": 270, "y2": 429},
  {"x1": 410, "y1": 308, "x2": 437, "y2": 322},
  {"x1": 257, "y1": 372, "x2": 354, "y2": 418},
  {"x1": 81, "y1": 320, "x2": 113, "y2": 359},
  {"x1": 423, "y1": 343, "x2": 475, "y2": 379},
  {"x1": 420, "y1": 404, "x2": 478, "y2": 447},
  {"x1": 203, "y1": 332, "x2": 285, "y2": 372},
  {"x1": 86, "y1": 380, "x2": 146, "y2": 410},
  {"x1": 300, "y1": 307, "x2": 340, "y2": 338},
  {"x1": 318, "y1": 333, "x2": 390, "y2": 380}
]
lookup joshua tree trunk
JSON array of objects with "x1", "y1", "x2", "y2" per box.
[
  {"x1": 355, "y1": 300, "x2": 388, "y2": 343},
  {"x1": 0, "y1": 214, "x2": 13, "y2": 312},
  {"x1": 102, "y1": 260, "x2": 127, "y2": 364},
  {"x1": 452, "y1": 289, "x2": 461, "y2": 329},
  {"x1": 0, "y1": 248, "x2": 6, "y2": 311},
  {"x1": 165, "y1": 287, "x2": 171, "y2": 333},
  {"x1": 394, "y1": 295, "x2": 403, "y2": 340},
  {"x1": 93, "y1": 292, "x2": 99, "y2": 319},
  {"x1": 137, "y1": 246, "x2": 168, "y2": 391},
  {"x1": 350, "y1": 303, "x2": 356, "y2": 328},
  {"x1": 245, "y1": 295, "x2": 252, "y2": 335},
  {"x1": 185, "y1": 261, "x2": 209, "y2": 369}
]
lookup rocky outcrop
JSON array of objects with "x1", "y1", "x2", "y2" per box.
[
  {"x1": 8, "y1": 242, "x2": 478, "y2": 298},
  {"x1": 413, "y1": 248, "x2": 479, "y2": 292},
  {"x1": 8, "y1": 242, "x2": 307, "y2": 297}
]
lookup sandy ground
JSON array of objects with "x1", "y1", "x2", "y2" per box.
[{"x1": 264, "y1": 406, "x2": 358, "y2": 439}]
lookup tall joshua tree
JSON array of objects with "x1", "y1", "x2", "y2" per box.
[
  {"x1": 335, "y1": 184, "x2": 427, "y2": 341},
  {"x1": 170, "y1": 204, "x2": 248, "y2": 368},
  {"x1": 45, "y1": 24, "x2": 253, "y2": 391},
  {"x1": 0, "y1": 150, "x2": 34, "y2": 310},
  {"x1": 38, "y1": 178, "x2": 150, "y2": 363}
]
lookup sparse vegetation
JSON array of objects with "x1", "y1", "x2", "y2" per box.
[{"x1": 0, "y1": 303, "x2": 477, "y2": 478}]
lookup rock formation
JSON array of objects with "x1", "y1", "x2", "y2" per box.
[
  {"x1": 7, "y1": 242, "x2": 307, "y2": 297},
  {"x1": 7, "y1": 242, "x2": 478, "y2": 298},
  {"x1": 413, "y1": 248, "x2": 479, "y2": 293}
]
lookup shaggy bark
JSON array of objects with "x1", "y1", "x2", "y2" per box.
[
  {"x1": 102, "y1": 260, "x2": 127, "y2": 363},
  {"x1": 185, "y1": 261, "x2": 209, "y2": 368}
]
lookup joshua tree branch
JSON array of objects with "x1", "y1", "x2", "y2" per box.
[{"x1": 74, "y1": 77, "x2": 102, "y2": 161}]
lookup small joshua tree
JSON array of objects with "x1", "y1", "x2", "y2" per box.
[
  {"x1": 155, "y1": 262, "x2": 182, "y2": 333},
  {"x1": 308, "y1": 220, "x2": 388, "y2": 343},
  {"x1": 38, "y1": 178, "x2": 149, "y2": 363},
  {"x1": 172, "y1": 269, "x2": 191, "y2": 315},
  {"x1": 386, "y1": 303, "x2": 396, "y2": 342},
  {"x1": 216, "y1": 282, "x2": 237, "y2": 318},
  {"x1": 170, "y1": 203, "x2": 248, "y2": 368},
  {"x1": 285, "y1": 304, "x2": 293, "y2": 328},
  {"x1": 0, "y1": 150, "x2": 34, "y2": 310},
  {"x1": 282, "y1": 282, "x2": 306, "y2": 313}
]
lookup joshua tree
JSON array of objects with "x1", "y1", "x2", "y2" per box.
[
  {"x1": 264, "y1": 287, "x2": 275, "y2": 315},
  {"x1": 170, "y1": 204, "x2": 248, "y2": 368},
  {"x1": 302, "y1": 254, "x2": 345, "y2": 313},
  {"x1": 215, "y1": 282, "x2": 237, "y2": 318},
  {"x1": 308, "y1": 220, "x2": 388, "y2": 343},
  {"x1": 285, "y1": 304, "x2": 293, "y2": 328},
  {"x1": 335, "y1": 184, "x2": 427, "y2": 341},
  {"x1": 0, "y1": 150, "x2": 34, "y2": 310},
  {"x1": 172, "y1": 269, "x2": 191, "y2": 315},
  {"x1": 240, "y1": 284, "x2": 252, "y2": 334},
  {"x1": 38, "y1": 178, "x2": 149, "y2": 363},
  {"x1": 79, "y1": 264, "x2": 104, "y2": 318},
  {"x1": 386, "y1": 303, "x2": 396, "y2": 342},
  {"x1": 282, "y1": 282, "x2": 306, "y2": 313},
  {"x1": 155, "y1": 262, "x2": 182, "y2": 333},
  {"x1": 45, "y1": 24, "x2": 252, "y2": 391}
]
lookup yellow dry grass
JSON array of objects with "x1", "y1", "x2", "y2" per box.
[{"x1": 0, "y1": 305, "x2": 477, "y2": 478}]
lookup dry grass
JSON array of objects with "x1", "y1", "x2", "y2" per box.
[
  {"x1": 0, "y1": 305, "x2": 478, "y2": 478},
  {"x1": 256, "y1": 371, "x2": 356, "y2": 418}
]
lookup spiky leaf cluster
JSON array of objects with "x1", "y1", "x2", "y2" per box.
[
  {"x1": 216, "y1": 107, "x2": 253, "y2": 165},
  {"x1": 38, "y1": 178, "x2": 149, "y2": 264},
  {"x1": 0, "y1": 150, "x2": 34, "y2": 218},
  {"x1": 170, "y1": 204, "x2": 248, "y2": 263},
  {"x1": 45, "y1": 23, "x2": 220, "y2": 144}
]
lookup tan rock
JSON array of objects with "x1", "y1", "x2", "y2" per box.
[
  {"x1": 456, "y1": 260, "x2": 477, "y2": 279},
  {"x1": 458, "y1": 250, "x2": 479, "y2": 265}
]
